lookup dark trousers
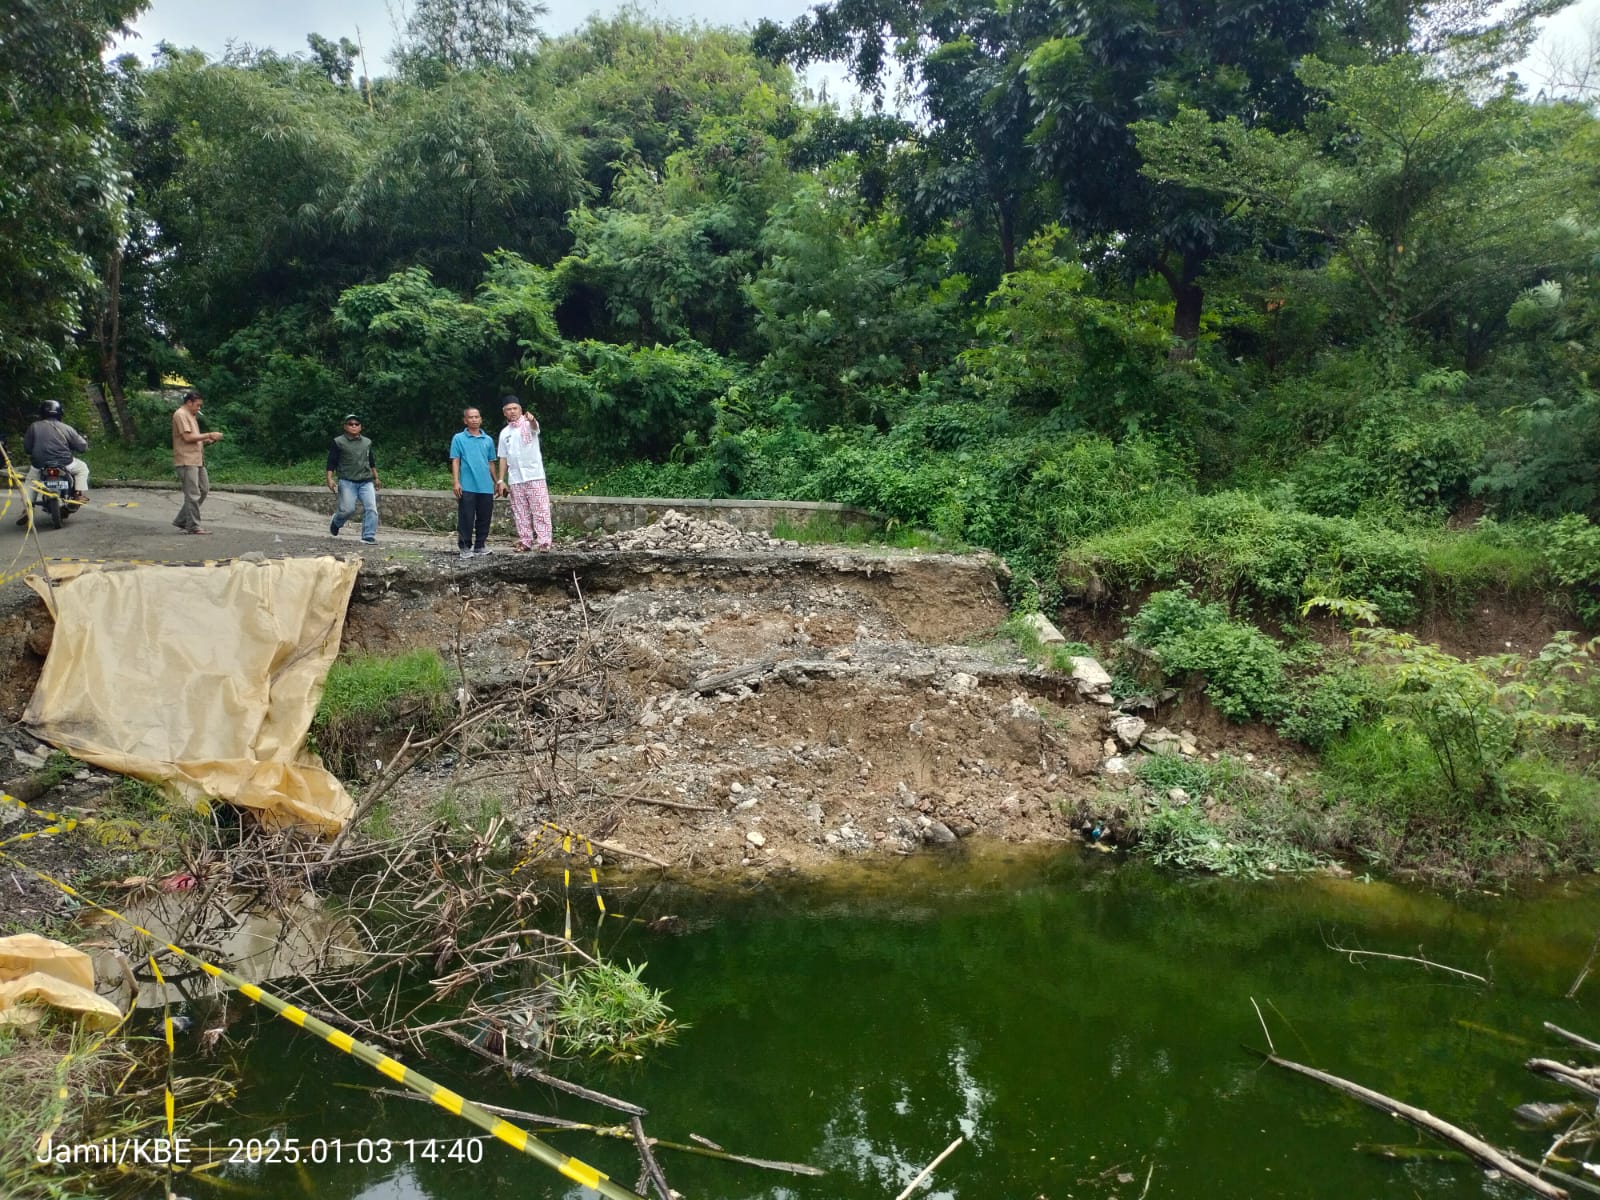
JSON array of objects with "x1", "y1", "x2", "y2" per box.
[{"x1": 457, "y1": 490, "x2": 494, "y2": 550}]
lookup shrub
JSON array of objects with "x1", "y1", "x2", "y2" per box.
[
  {"x1": 1136, "y1": 800, "x2": 1323, "y2": 879},
  {"x1": 1319, "y1": 631, "x2": 1600, "y2": 878},
  {"x1": 1278, "y1": 661, "x2": 1377, "y2": 749},
  {"x1": 547, "y1": 961, "x2": 680, "y2": 1063},
  {"x1": 1126, "y1": 590, "x2": 1291, "y2": 721},
  {"x1": 1070, "y1": 492, "x2": 1424, "y2": 623},
  {"x1": 1544, "y1": 515, "x2": 1600, "y2": 625}
]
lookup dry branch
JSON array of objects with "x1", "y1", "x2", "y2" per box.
[
  {"x1": 1545, "y1": 1024, "x2": 1600, "y2": 1057},
  {"x1": 1527, "y1": 1059, "x2": 1600, "y2": 1101},
  {"x1": 1268, "y1": 1054, "x2": 1565, "y2": 1199}
]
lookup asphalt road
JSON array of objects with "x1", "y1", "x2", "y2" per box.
[{"x1": 0, "y1": 484, "x2": 446, "y2": 584}]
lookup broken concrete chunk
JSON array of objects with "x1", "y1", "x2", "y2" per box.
[
  {"x1": 1110, "y1": 715, "x2": 1147, "y2": 750},
  {"x1": 1023, "y1": 613, "x2": 1067, "y2": 645},
  {"x1": 1140, "y1": 727, "x2": 1182, "y2": 756},
  {"x1": 1070, "y1": 656, "x2": 1113, "y2": 693},
  {"x1": 946, "y1": 672, "x2": 979, "y2": 695},
  {"x1": 1007, "y1": 696, "x2": 1040, "y2": 721}
]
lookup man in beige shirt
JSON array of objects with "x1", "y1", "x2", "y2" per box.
[{"x1": 171, "y1": 392, "x2": 222, "y2": 534}]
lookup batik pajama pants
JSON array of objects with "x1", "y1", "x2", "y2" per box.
[{"x1": 507, "y1": 479, "x2": 552, "y2": 549}]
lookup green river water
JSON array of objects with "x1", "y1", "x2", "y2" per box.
[{"x1": 188, "y1": 847, "x2": 1600, "y2": 1199}]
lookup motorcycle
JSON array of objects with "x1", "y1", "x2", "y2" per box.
[{"x1": 31, "y1": 466, "x2": 81, "y2": 530}]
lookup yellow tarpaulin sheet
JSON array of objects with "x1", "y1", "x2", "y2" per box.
[
  {"x1": 22, "y1": 556, "x2": 360, "y2": 834},
  {"x1": 0, "y1": 933, "x2": 123, "y2": 1031}
]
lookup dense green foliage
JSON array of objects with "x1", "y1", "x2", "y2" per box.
[{"x1": 13, "y1": 0, "x2": 1600, "y2": 878}]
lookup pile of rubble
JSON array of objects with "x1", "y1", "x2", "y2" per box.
[{"x1": 586, "y1": 509, "x2": 795, "y2": 553}]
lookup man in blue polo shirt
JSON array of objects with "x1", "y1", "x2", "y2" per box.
[{"x1": 449, "y1": 407, "x2": 498, "y2": 557}]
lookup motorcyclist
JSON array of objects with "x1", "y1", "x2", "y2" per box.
[{"x1": 18, "y1": 400, "x2": 89, "y2": 525}]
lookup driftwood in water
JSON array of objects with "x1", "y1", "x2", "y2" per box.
[
  {"x1": 368, "y1": 1086, "x2": 826, "y2": 1177},
  {"x1": 1527, "y1": 1058, "x2": 1600, "y2": 1101},
  {"x1": 1267, "y1": 1054, "x2": 1566, "y2": 1199},
  {"x1": 435, "y1": 1028, "x2": 648, "y2": 1115},
  {"x1": 1545, "y1": 1023, "x2": 1600, "y2": 1057}
]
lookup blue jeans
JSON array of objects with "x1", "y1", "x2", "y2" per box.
[{"x1": 333, "y1": 479, "x2": 378, "y2": 541}]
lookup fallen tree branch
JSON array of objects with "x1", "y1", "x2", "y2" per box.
[
  {"x1": 1528, "y1": 1058, "x2": 1600, "y2": 1100},
  {"x1": 894, "y1": 1136, "x2": 964, "y2": 1200},
  {"x1": 1545, "y1": 1024, "x2": 1600, "y2": 1056},
  {"x1": 1325, "y1": 940, "x2": 1489, "y2": 985},
  {"x1": 632, "y1": 1114, "x2": 672, "y2": 1200},
  {"x1": 1267, "y1": 1054, "x2": 1565, "y2": 1199},
  {"x1": 436, "y1": 1028, "x2": 646, "y2": 1115}
]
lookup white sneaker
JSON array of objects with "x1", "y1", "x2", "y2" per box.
[
  {"x1": 458, "y1": 547, "x2": 474, "y2": 557},
  {"x1": 476, "y1": 547, "x2": 492, "y2": 556}
]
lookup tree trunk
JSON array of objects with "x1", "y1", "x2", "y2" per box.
[
  {"x1": 1169, "y1": 281, "x2": 1203, "y2": 362},
  {"x1": 1154, "y1": 252, "x2": 1205, "y2": 362},
  {"x1": 92, "y1": 248, "x2": 138, "y2": 445},
  {"x1": 996, "y1": 198, "x2": 1016, "y2": 275},
  {"x1": 85, "y1": 381, "x2": 118, "y2": 439}
]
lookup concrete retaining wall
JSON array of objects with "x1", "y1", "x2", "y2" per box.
[{"x1": 110, "y1": 482, "x2": 883, "y2": 536}]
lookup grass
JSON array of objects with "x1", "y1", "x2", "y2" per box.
[
  {"x1": 1419, "y1": 527, "x2": 1548, "y2": 614},
  {"x1": 315, "y1": 648, "x2": 452, "y2": 728},
  {"x1": 80, "y1": 776, "x2": 215, "y2": 875},
  {"x1": 994, "y1": 614, "x2": 1095, "y2": 672},
  {"x1": 771, "y1": 512, "x2": 950, "y2": 551},
  {"x1": 312, "y1": 649, "x2": 454, "y2": 778},
  {"x1": 33, "y1": 753, "x2": 80, "y2": 790},
  {"x1": 0, "y1": 1021, "x2": 145, "y2": 1200}
]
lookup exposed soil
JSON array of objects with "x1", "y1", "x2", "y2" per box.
[
  {"x1": 342, "y1": 535, "x2": 1124, "y2": 870},
  {"x1": 3, "y1": 500, "x2": 1537, "y2": 907}
]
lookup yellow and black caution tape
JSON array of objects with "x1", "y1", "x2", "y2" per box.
[
  {"x1": 0, "y1": 820, "x2": 645, "y2": 1200},
  {"x1": 508, "y1": 823, "x2": 608, "y2": 943},
  {"x1": 0, "y1": 792, "x2": 78, "y2": 851}
]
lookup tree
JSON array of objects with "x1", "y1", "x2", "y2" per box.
[
  {"x1": 756, "y1": 0, "x2": 1564, "y2": 355},
  {"x1": 1133, "y1": 55, "x2": 1587, "y2": 374},
  {"x1": 335, "y1": 72, "x2": 585, "y2": 288},
  {"x1": 393, "y1": 0, "x2": 545, "y2": 80},
  {"x1": 0, "y1": 0, "x2": 146, "y2": 420}
]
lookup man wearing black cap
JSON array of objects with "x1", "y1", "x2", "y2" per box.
[{"x1": 325, "y1": 414, "x2": 380, "y2": 544}]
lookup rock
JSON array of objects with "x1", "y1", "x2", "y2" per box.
[
  {"x1": 745, "y1": 830, "x2": 766, "y2": 848},
  {"x1": 1140, "y1": 727, "x2": 1182, "y2": 756},
  {"x1": 923, "y1": 820, "x2": 958, "y2": 845},
  {"x1": 25, "y1": 621, "x2": 52, "y2": 658},
  {"x1": 1007, "y1": 696, "x2": 1040, "y2": 721},
  {"x1": 639, "y1": 711, "x2": 661, "y2": 729},
  {"x1": 946, "y1": 672, "x2": 979, "y2": 695},
  {"x1": 1110, "y1": 716, "x2": 1147, "y2": 749},
  {"x1": 1023, "y1": 613, "x2": 1067, "y2": 645},
  {"x1": 1102, "y1": 756, "x2": 1129, "y2": 774},
  {"x1": 1070, "y1": 656, "x2": 1113, "y2": 692},
  {"x1": 729, "y1": 781, "x2": 744, "y2": 794},
  {"x1": 1167, "y1": 787, "x2": 1190, "y2": 805},
  {"x1": 804, "y1": 804, "x2": 825, "y2": 825},
  {"x1": 1103, "y1": 738, "x2": 1118, "y2": 757},
  {"x1": 734, "y1": 798, "x2": 759, "y2": 812}
]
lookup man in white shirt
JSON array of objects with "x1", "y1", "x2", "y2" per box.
[{"x1": 494, "y1": 395, "x2": 553, "y2": 552}]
